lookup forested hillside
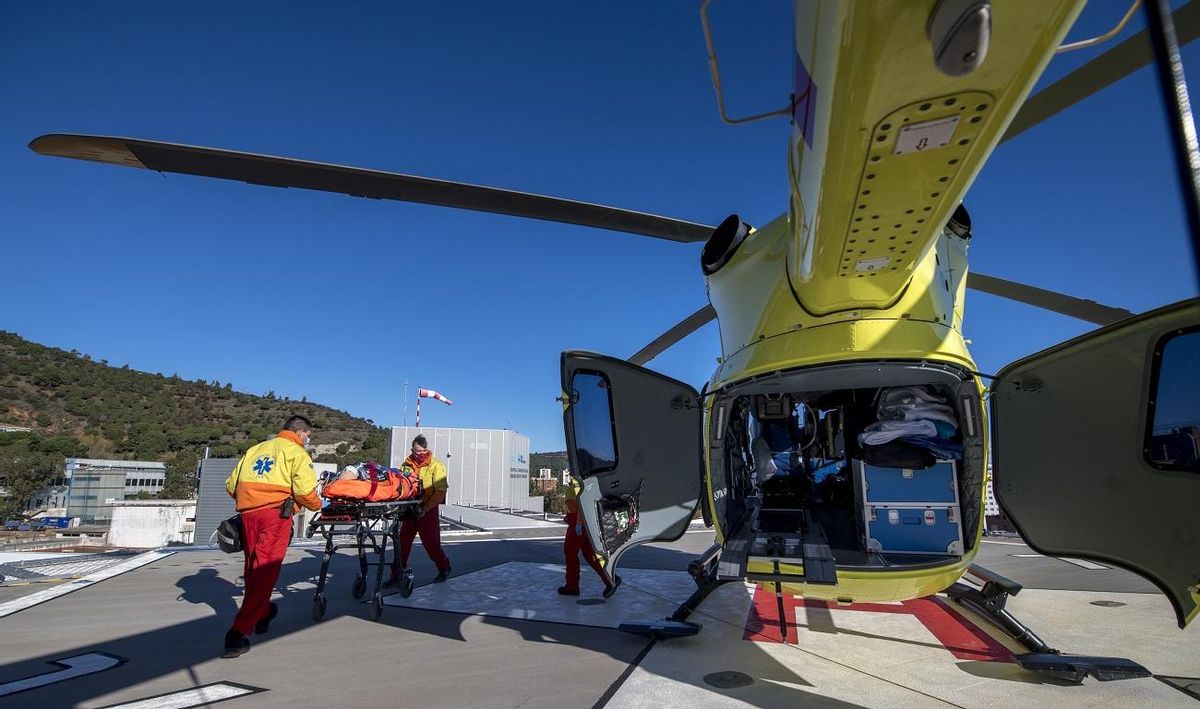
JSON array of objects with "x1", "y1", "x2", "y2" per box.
[{"x1": 0, "y1": 331, "x2": 388, "y2": 508}]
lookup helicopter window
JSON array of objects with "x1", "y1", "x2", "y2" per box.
[
  {"x1": 1145, "y1": 327, "x2": 1200, "y2": 472},
  {"x1": 569, "y1": 370, "x2": 618, "y2": 477}
]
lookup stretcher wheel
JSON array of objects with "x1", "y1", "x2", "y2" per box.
[
  {"x1": 400, "y1": 573, "x2": 414, "y2": 599},
  {"x1": 305, "y1": 526, "x2": 314, "y2": 539},
  {"x1": 352, "y1": 576, "x2": 367, "y2": 599},
  {"x1": 370, "y1": 593, "x2": 383, "y2": 621},
  {"x1": 312, "y1": 593, "x2": 327, "y2": 621}
]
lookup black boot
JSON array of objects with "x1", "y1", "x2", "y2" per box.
[
  {"x1": 222, "y1": 629, "x2": 250, "y2": 658},
  {"x1": 602, "y1": 575, "x2": 623, "y2": 599},
  {"x1": 254, "y1": 602, "x2": 278, "y2": 635},
  {"x1": 557, "y1": 586, "x2": 580, "y2": 596},
  {"x1": 433, "y1": 567, "x2": 452, "y2": 583}
]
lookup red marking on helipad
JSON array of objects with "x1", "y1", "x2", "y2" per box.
[{"x1": 743, "y1": 587, "x2": 1013, "y2": 662}]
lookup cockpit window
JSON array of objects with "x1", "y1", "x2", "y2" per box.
[
  {"x1": 1146, "y1": 327, "x2": 1200, "y2": 471},
  {"x1": 570, "y1": 370, "x2": 618, "y2": 477}
]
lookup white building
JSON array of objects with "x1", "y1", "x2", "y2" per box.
[
  {"x1": 388, "y1": 427, "x2": 533, "y2": 512},
  {"x1": 984, "y1": 475, "x2": 1000, "y2": 517},
  {"x1": 108, "y1": 500, "x2": 197, "y2": 547},
  {"x1": 63, "y1": 458, "x2": 167, "y2": 524}
]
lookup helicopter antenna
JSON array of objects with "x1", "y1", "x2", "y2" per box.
[{"x1": 700, "y1": 0, "x2": 793, "y2": 125}]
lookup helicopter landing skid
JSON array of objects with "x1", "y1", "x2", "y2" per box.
[
  {"x1": 947, "y1": 563, "x2": 1150, "y2": 683},
  {"x1": 619, "y1": 543, "x2": 730, "y2": 640}
]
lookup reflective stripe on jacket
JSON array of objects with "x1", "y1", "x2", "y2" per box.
[{"x1": 226, "y1": 432, "x2": 321, "y2": 513}]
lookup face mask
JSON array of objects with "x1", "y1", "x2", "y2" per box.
[{"x1": 412, "y1": 450, "x2": 430, "y2": 464}]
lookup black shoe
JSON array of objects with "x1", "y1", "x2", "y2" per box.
[
  {"x1": 602, "y1": 575, "x2": 623, "y2": 599},
  {"x1": 382, "y1": 576, "x2": 399, "y2": 588},
  {"x1": 433, "y1": 568, "x2": 451, "y2": 583},
  {"x1": 254, "y1": 602, "x2": 278, "y2": 635},
  {"x1": 557, "y1": 586, "x2": 580, "y2": 596},
  {"x1": 222, "y1": 629, "x2": 250, "y2": 658}
]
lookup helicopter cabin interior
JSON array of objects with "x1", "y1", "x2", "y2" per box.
[{"x1": 708, "y1": 362, "x2": 985, "y2": 586}]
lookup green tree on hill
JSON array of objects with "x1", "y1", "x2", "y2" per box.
[{"x1": 0, "y1": 330, "x2": 388, "y2": 505}]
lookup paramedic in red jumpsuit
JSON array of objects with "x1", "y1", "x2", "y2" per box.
[
  {"x1": 222, "y1": 416, "x2": 323, "y2": 657},
  {"x1": 560, "y1": 477, "x2": 619, "y2": 597},
  {"x1": 386, "y1": 435, "x2": 452, "y2": 585}
]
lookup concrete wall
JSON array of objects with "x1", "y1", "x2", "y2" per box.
[
  {"x1": 389, "y1": 427, "x2": 533, "y2": 512},
  {"x1": 108, "y1": 502, "x2": 196, "y2": 548}
]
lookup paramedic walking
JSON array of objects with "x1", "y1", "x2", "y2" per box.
[
  {"x1": 559, "y1": 476, "x2": 618, "y2": 597},
  {"x1": 387, "y1": 435, "x2": 452, "y2": 585},
  {"x1": 222, "y1": 416, "x2": 322, "y2": 658}
]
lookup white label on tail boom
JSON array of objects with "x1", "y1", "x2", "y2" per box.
[
  {"x1": 895, "y1": 116, "x2": 960, "y2": 155},
  {"x1": 855, "y1": 257, "x2": 891, "y2": 272}
]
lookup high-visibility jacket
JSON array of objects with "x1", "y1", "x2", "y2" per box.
[
  {"x1": 400, "y1": 455, "x2": 448, "y2": 506},
  {"x1": 565, "y1": 477, "x2": 582, "y2": 515},
  {"x1": 226, "y1": 432, "x2": 322, "y2": 513}
]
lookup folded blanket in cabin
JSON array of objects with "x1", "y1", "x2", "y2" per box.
[{"x1": 859, "y1": 419, "x2": 938, "y2": 445}]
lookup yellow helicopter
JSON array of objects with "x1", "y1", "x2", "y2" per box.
[{"x1": 28, "y1": 0, "x2": 1199, "y2": 682}]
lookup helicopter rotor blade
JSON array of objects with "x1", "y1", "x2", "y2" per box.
[
  {"x1": 966, "y1": 272, "x2": 1135, "y2": 325},
  {"x1": 28, "y1": 134, "x2": 714, "y2": 244},
  {"x1": 1002, "y1": 0, "x2": 1200, "y2": 143},
  {"x1": 630, "y1": 275, "x2": 1134, "y2": 365},
  {"x1": 627, "y1": 304, "x2": 716, "y2": 366}
]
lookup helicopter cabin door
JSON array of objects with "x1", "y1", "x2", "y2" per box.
[
  {"x1": 991, "y1": 298, "x2": 1200, "y2": 628},
  {"x1": 560, "y1": 351, "x2": 703, "y2": 586}
]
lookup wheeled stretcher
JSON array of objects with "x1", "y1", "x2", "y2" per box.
[{"x1": 305, "y1": 498, "x2": 421, "y2": 621}]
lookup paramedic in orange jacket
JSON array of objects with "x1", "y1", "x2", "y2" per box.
[
  {"x1": 386, "y1": 435, "x2": 451, "y2": 585},
  {"x1": 559, "y1": 476, "x2": 617, "y2": 597},
  {"x1": 222, "y1": 415, "x2": 322, "y2": 658}
]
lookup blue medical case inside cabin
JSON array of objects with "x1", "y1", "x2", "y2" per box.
[
  {"x1": 855, "y1": 460, "x2": 964, "y2": 556},
  {"x1": 859, "y1": 460, "x2": 958, "y2": 504},
  {"x1": 864, "y1": 505, "x2": 963, "y2": 555}
]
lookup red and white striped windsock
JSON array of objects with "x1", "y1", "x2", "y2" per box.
[
  {"x1": 415, "y1": 387, "x2": 452, "y2": 428},
  {"x1": 418, "y1": 388, "x2": 453, "y2": 406}
]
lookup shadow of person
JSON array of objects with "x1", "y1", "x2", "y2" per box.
[{"x1": 174, "y1": 567, "x2": 239, "y2": 616}]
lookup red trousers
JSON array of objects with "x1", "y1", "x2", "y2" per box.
[
  {"x1": 395, "y1": 505, "x2": 450, "y2": 573},
  {"x1": 563, "y1": 512, "x2": 606, "y2": 591},
  {"x1": 232, "y1": 506, "x2": 292, "y2": 636}
]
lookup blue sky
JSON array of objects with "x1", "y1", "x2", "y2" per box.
[{"x1": 2, "y1": 2, "x2": 1197, "y2": 452}]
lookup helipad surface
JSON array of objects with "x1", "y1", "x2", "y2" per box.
[{"x1": 0, "y1": 525, "x2": 1196, "y2": 708}]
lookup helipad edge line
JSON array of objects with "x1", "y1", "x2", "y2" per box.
[{"x1": 0, "y1": 550, "x2": 173, "y2": 619}]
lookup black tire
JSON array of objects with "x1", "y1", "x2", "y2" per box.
[
  {"x1": 401, "y1": 573, "x2": 414, "y2": 599},
  {"x1": 312, "y1": 593, "x2": 327, "y2": 621},
  {"x1": 352, "y1": 576, "x2": 367, "y2": 599},
  {"x1": 370, "y1": 593, "x2": 383, "y2": 621}
]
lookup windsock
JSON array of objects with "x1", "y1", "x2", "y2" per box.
[{"x1": 418, "y1": 388, "x2": 453, "y2": 406}]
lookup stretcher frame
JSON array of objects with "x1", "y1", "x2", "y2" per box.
[{"x1": 305, "y1": 498, "x2": 422, "y2": 621}]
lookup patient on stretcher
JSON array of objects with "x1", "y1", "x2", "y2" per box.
[{"x1": 320, "y1": 462, "x2": 422, "y2": 502}]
